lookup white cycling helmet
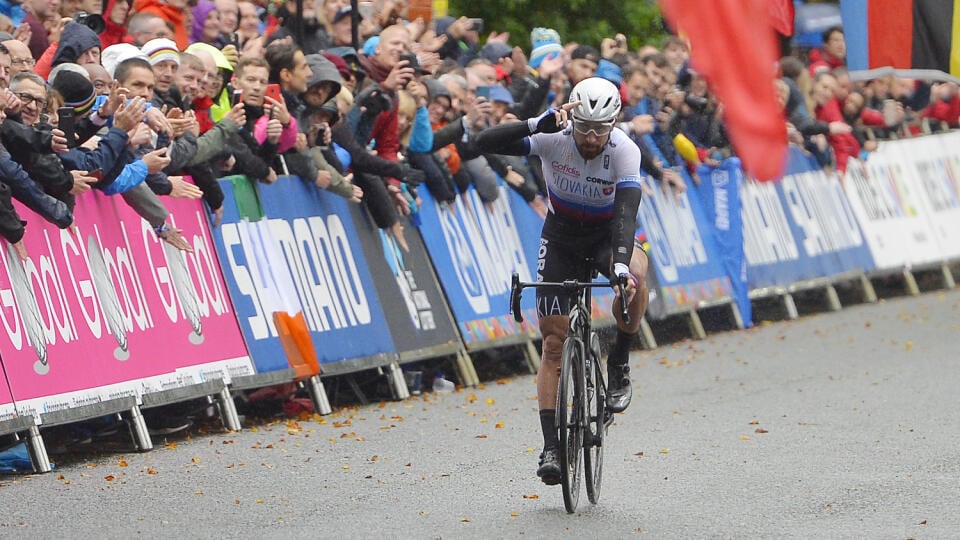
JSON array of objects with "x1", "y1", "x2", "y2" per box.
[{"x1": 569, "y1": 77, "x2": 621, "y2": 123}]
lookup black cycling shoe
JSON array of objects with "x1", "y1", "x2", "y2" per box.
[
  {"x1": 537, "y1": 447, "x2": 561, "y2": 485},
  {"x1": 606, "y1": 362, "x2": 632, "y2": 413}
]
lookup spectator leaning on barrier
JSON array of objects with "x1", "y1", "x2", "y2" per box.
[
  {"x1": 811, "y1": 70, "x2": 859, "y2": 172},
  {"x1": 222, "y1": 56, "x2": 285, "y2": 184}
]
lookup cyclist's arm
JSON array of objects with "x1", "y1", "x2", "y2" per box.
[
  {"x1": 474, "y1": 121, "x2": 532, "y2": 156},
  {"x1": 475, "y1": 107, "x2": 567, "y2": 155},
  {"x1": 610, "y1": 180, "x2": 643, "y2": 274}
]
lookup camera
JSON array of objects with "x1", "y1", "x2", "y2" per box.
[
  {"x1": 683, "y1": 93, "x2": 709, "y2": 112},
  {"x1": 74, "y1": 11, "x2": 105, "y2": 34},
  {"x1": 357, "y1": 87, "x2": 392, "y2": 116},
  {"x1": 468, "y1": 18, "x2": 484, "y2": 33}
]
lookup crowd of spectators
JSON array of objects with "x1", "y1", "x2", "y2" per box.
[{"x1": 0, "y1": 0, "x2": 956, "y2": 261}]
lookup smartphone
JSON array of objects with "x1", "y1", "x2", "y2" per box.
[
  {"x1": 88, "y1": 169, "x2": 103, "y2": 181},
  {"x1": 231, "y1": 88, "x2": 243, "y2": 107},
  {"x1": 58, "y1": 107, "x2": 76, "y2": 148},
  {"x1": 468, "y1": 17, "x2": 483, "y2": 33},
  {"x1": 475, "y1": 85, "x2": 492, "y2": 100},
  {"x1": 265, "y1": 83, "x2": 282, "y2": 104}
]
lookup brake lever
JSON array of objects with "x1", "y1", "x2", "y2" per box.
[
  {"x1": 617, "y1": 274, "x2": 631, "y2": 326},
  {"x1": 510, "y1": 273, "x2": 524, "y2": 323}
]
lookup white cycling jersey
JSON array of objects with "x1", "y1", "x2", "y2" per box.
[{"x1": 528, "y1": 126, "x2": 642, "y2": 222}]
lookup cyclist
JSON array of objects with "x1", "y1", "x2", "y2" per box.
[{"x1": 476, "y1": 77, "x2": 649, "y2": 485}]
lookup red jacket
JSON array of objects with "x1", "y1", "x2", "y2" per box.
[
  {"x1": 133, "y1": 0, "x2": 189, "y2": 50},
  {"x1": 924, "y1": 95, "x2": 960, "y2": 127},
  {"x1": 816, "y1": 97, "x2": 859, "y2": 172},
  {"x1": 100, "y1": 0, "x2": 132, "y2": 49},
  {"x1": 808, "y1": 48, "x2": 844, "y2": 75}
]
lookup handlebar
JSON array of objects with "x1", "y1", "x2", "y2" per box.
[{"x1": 510, "y1": 272, "x2": 631, "y2": 325}]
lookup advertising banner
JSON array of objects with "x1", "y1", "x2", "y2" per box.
[
  {"x1": 637, "y1": 169, "x2": 733, "y2": 320},
  {"x1": 744, "y1": 148, "x2": 874, "y2": 288},
  {"x1": 0, "y1": 188, "x2": 254, "y2": 418},
  {"x1": 347, "y1": 205, "x2": 462, "y2": 362},
  {"x1": 695, "y1": 158, "x2": 751, "y2": 326},
  {"x1": 0, "y1": 379, "x2": 14, "y2": 421},
  {"x1": 901, "y1": 135, "x2": 960, "y2": 260},
  {"x1": 212, "y1": 176, "x2": 396, "y2": 373},
  {"x1": 842, "y1": 144, "x2": 942, "y2": 271},
  {"x1": 417, "y1": 184, "x2": 537, "y2": 348}
]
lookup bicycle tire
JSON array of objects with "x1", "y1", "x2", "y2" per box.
[
  {"x1": 558, "y1": 337, "x2": 584, "y2": 513},
  {"x1": 584, "y1": 333, "x2": 605, "y2": 504}
]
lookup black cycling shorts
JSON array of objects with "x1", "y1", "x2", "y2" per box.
[{"x1": 536, "y1": 215, "x2": 612, "y2": 318}]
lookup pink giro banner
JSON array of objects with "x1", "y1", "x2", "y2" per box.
[
  {"x1": 0, "y1": 374, "x2": 14, "y2": 420},
  {"x1": 0, "y1": 188, "x2": 254, "y2": 418}
]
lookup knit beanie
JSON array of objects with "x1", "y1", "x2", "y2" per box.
[
  {"x1": 141, "y1": 38, "x2": 181, "y2": 67},
  {"x1": 52, "y1": 71, "x2": 97, "y2": 115},
  {"x1": 529, "y1": 27, "x2": 562, "y2": 69}
]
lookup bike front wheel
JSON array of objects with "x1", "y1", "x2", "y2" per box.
[
  {"x1": 558, "y1": 337, "x2": 585, "y2": 513},
  {"x1": 584, "y1": 333, "x2": 605, "y2": 504}
]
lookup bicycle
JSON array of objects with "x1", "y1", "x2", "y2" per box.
[{"x1": 510, "y1": 265, "x2": 630, "y2": 513}]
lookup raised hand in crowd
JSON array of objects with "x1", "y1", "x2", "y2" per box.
[
  {"x1": 224, "y1": 103, "x2": 246, "y2": 127},
  {"x1": 113, "y1": 96, "x2": 148, "y2": 133},
  {"x1": 466, "y1": 94, "x2": 494, "y2": 131},
  {"x1": 50, "y1": 129, "x2": 69, "y2": 153},
  {"x1": 69, "y1": 170, "x2": 98, "y2": 195},
  {"x1": 628, "y1": 114, "x2": 655, "y2": 136},
  {"x1": 486, "y1": 30, "x2": 510, "y2": 44},
  {"x1": 128, "y1": 123, "x2": 153, "y2": 147},
  {"x1": 12, "y1": 22, "x2": 30, "y2": 44},
  {"x1": 661, "y1": 167, "x2": 686, "y2": 197},
  {"x1": 143, "y1": 147, "x2": 172, "y2": 174},
  {"x1": 263, "y1": 96, "x2": 291, "y2": 127},
  {"x1": 168, "y1": 176, "x2": 203, "y2": 199},
  {"x1": 601, "y1": 33, "x2": 629, "y2": 60},
  {"x1": 418, "y1": 27, "x2": 448, "y2": 53},
  {"x1": 537, "y1": 51, "x2": 565, "y2": 78},
  {"x1": 384, "y1": 62, "x2": 416, "y2": 92},
  {"x1": 145, "y1": 106, "x2": 173, "y2": 136},
  {"x1": 47, "y1": 17, "x2": 72, "y2": 44},
  {"x1": 265, "y1": 117, "x2": 283, "y2": 144},
  {"x1": 0, "y1": 88, "x2": 21, "y2": 115},
  {"x1": 12, "y1": 239, "x2": 28, "y2": 261},
  {"x1": 98, "y1": 81, "x2": 130, "y2": 119},
  {"x1": 165, "y1": 108, "x2": 198, "y2": 138},
  {"x1": 265, "y1": 168, "x2": 278, "y2": 184}
]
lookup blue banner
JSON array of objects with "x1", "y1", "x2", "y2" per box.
[
  {"x1": 637, "y1": 168, "x2": 734, "y2": 320},
  {"x1": 417, "y1": 184, "x2": 537, "y2": 347},
  {"x1": 742, "y1": 148, "x2": 875, "y2": 289},
  {"x1": 211, "y1": 176, "x2": 396, "y2": 372},
  {"x1": 695, "y1": 158, "x2": 751, "y2": 327}
]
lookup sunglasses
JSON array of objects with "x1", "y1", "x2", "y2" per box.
[{"x1": 573, "y1": 120, "x2": 614, "y2": 137}]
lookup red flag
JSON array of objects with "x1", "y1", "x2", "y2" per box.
[
  {"x1": 658, "y1": 0, "x2": 786, "y2": 180},
  {"x1": 769, "y1": 0, "x2": 795, "y2": 37}
]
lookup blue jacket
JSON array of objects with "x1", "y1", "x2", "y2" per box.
[{"x1": 0, "y1": 150, "x2": 71, "y2": 228}]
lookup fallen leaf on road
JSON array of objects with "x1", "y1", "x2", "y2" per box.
[
  {"x1": 755, "y1": 428, "x2": 768, "y2": 434},
  {"x1": 104, "y1": 475, "x2": 115, "y2": 481},
  {"x1": 475, "y1": 434, "x2": 488, "y2": 439},
  {"x1": 523, "y1": 494, "x2": 539, "y2": 499},
  {"x1": 495, "y1": 422, "x2": 504, "y2": 428},
  {"x1": 118, "y1": 459, "x2": 128, "y2": 467},
  {"x1": 740, "y1": 435, "x2": 751, "y2": 440}
]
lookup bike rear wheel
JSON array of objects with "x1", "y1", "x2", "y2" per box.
[
  {"x1": 558, "y1": 337, "x2": 584, "y2": 513},
  {"x1": 584, "y1": 333, "x2": 605, "y2": 504}
]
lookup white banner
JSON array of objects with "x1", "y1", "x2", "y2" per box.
[{"x1": 841, "y1": 132, "x2": 958, "y2": 270}]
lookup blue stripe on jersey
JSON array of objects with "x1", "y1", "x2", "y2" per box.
[{"x1": 549, "y1": 195, "x2": 615, "y2": 221}]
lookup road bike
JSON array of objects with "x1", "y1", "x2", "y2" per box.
[{"x1": 510, "y1": 266, "x2": 629, "y2": 513}]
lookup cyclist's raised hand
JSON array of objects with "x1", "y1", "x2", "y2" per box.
[{"x1": 527, "y1": 101, "x2": 579, "y2": 134}]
